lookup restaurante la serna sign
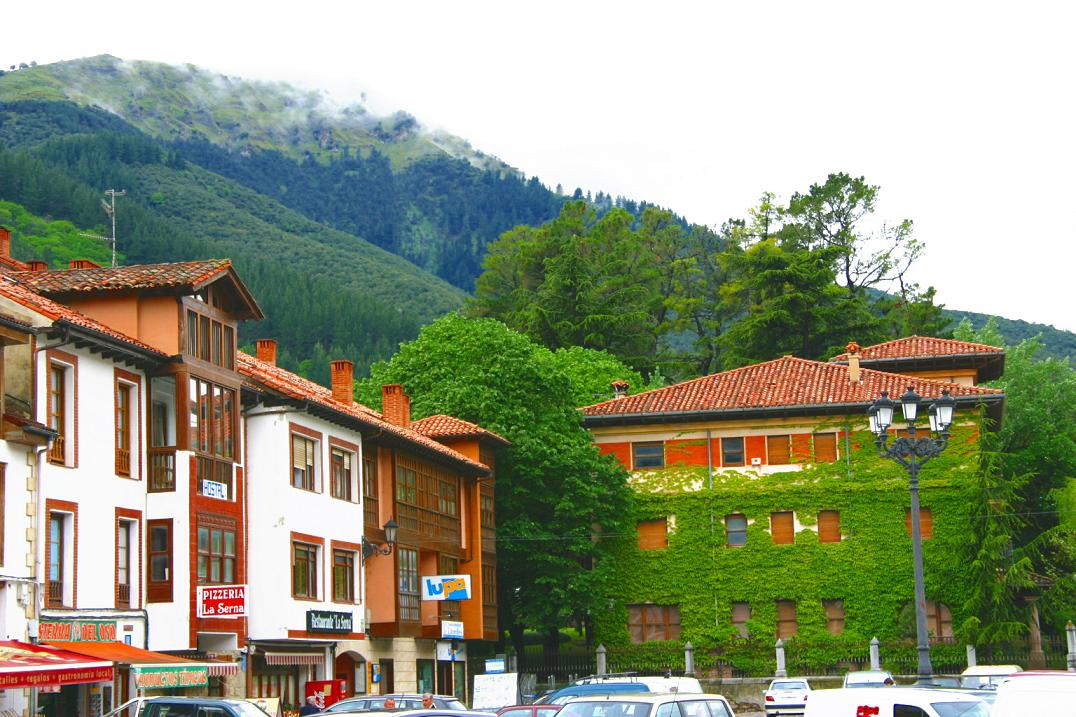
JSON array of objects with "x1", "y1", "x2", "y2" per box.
[{"x1": 306, "y1": 610, "x2": 353, "y2": 634}]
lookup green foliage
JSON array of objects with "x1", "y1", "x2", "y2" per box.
[
  {"x1": 0, "y1": 200, "x2": 122, "y2": 267},
  {"x1": 355, "y1": 314, "x2": 634, "y2": 643},
  {"x1": 593, "y1": 425, "x2": 985, "y2": 673}
]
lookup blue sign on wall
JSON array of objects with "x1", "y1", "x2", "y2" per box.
[{"x1": 421, "y1": 574, "x2": 472, "y2": 601}]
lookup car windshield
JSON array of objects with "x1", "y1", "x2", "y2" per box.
[
  {"x1": 769, "y1": 682, "x2": 807, "y2": 690},
  {"x1": 558, "y1": 702, "x2": 652, "y2": 717},
  {"x1": 234, "y1": 704, "x2": 273, "y2": 717},
  {"x1": 442, "y1": 700, "x2": 467, "y2": 710},
  {"x1": 930, "y1": 701, "x2": 990, "y2": 717}
]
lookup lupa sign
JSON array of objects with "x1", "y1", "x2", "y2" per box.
[{"x1": 421, "y1": 574, "x2": 471, "y2": 601}]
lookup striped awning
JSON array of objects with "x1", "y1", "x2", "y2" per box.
[
  {"x1": 207, "y1": 661, "x2": 240, "y2": 676},
  {"x1": 263, "y1": 652, "x2": 323, "y2": 666}
]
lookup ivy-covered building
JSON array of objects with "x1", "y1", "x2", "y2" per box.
[{"x1": 580, "y1": 337, "x2": 1005, "y2": 667}]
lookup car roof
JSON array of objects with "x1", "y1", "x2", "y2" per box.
[
  {"x1": 145, "y1": 697, "x2": 249, "y2": 704},
  {"x1": 563, "y1": 693, "x2": 722, "y2": 704},
  {"x1": 960, "y1": 665, "x2": 1022, "y2": 675}
]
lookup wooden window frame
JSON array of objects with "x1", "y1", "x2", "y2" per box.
[
  {"x1": 818, "y1": 510, "x2": 841, "y2": 543},
  {"x1": 47, "y1": 363, "x2": 68, "y2": 465},
  {"x1": 482, "y1": 562, "x2": 497, "y2": 607},
  {"x1": 731, "y1": 602, "x2": 750, "y2": 639},
  {"x1": 290, "y1": 427, "x2": 320, "y2": 493},
  {"x1": 637, "y1": 518, "x2": 669, "y2": 550},
  {"x1": 116, "y1": 519, "x2": 131, "y2": 608},
  {"x1": 47, "y1": 512, "x2": 68, "y2": 608},
  {"x1": 332, "y1": 547, "x2": 357, "y2": 604},
  {"x1": 363, "y1": 448, "x2": 379, "y2": 526},
  {"x1": 329, "y1": 439, "x2": 358, "y2": 502},
  {"x1": 197, "y1": 520, "x2": 237, "y2": 585},
  {"x1": 0, "y1": 464, "x2": 5, "y2": 567},
  {"x1": 188, "y1": 377, "x2": 238, "y2": 461},
  {"x1": 292, "y1": 540, "x2": 320, "y2": 600},
  {"x1": 147, "y1": 519, "x2": 173, "y2": 603},
  {"x1": 776, "y1": 599, "x2": 798, "y2": 639},
  {"x1": 627, "y1": 604, "x2": 681, "y2": 643},
  {"x1": 725, "y1": 513, "x2": 747, "y2": 547},
  {"x1": 813, "y1": 432, "x2": 838, "y2": 463},
  {"x1": 631, "y1": 442, "x2": 664, "y2": 470},
  {"x1": 770, "y1": 511, "x2": 795, "y2": 545},
  {"x1": 398, "y1": 547, "x2": 420, "y2": 622},
  {"x1": 823, "y1": 599, "x2": 845, "y2": 635},
  {"x1": 926, "y1": 600, "x2": 953, "y2": 639},
  {"x1": 185, "y1": 307, "x2": 238, "y2": 371},
  {"x1": 766, "y1": 435, "x2": 791, "y2": 465},
  {"x1": 721, "y1": 437, "x2": 745, "y2": 467}
]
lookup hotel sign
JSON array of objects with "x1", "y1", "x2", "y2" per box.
[{"x1": 306, "y1": 610, "x2": 353, "y2": 634}]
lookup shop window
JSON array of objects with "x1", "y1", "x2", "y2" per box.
[
  {"x1": 398, "y1": 547, "x2": 420, "y2": 621},
  {"x1": 725, "y1": 514, "x2": 747, "y2": 547},
  {"x1": 813, "y1": 433, "x2": 838, "y2": 462},
  {"x1": 770, "y1": 511, "x2": 794, "y2": 545},
  {"x1": 333, "y1": 549, "x2": 357, "y2": 603},
  {"x1": 823, "y1": 599, "x2": 845, "y2": 635},
  {"x1": 731, "y1": 602, "x2": 750, "y2": 638},
  {"x1": 291, "y1": 432, "x2": 319, "y2": 492},
  {"x1": 197, "y1": 522, "x2": 237, "y2": 584},
  {"x1": 767, "y1": 435, "x2": 791, "y2": 465},
  {"x1": 776, "y1": 599, "x2": 797, "y2": 639},
  {"x1": 637, "y1": 518, "x2": 669, "y2": 550},
  {"x1": 147, "y1": 519, "x2": 172, "y2": 603},
  {"x1": 721, "y1": 437, "x2": 744, "y2": 466},
  {"x1": 292, "y1": 541, "x2": 319, "y2": 599},
  {"x1": 632, "y1": 442, "x2": 664, "y2": 469},
  {"x1": 905, "y1": 507, "x2": 934, "y2": 539},
  {"x1": 627, "y1": 604, "x2": 681, "y2": 643},
  {"x1": 818, "y1": 510, "x2": 841, "y2": 543}
]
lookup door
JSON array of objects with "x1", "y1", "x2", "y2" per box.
[
  {"x1": 436, "y1": 660, "x2": 453, "y2": 697},
  {"x1": 380, "y1": 659, "x2": 394, "y2": 693},
  {"x1": 417, "y1": 659, "x2": 435, "y2": 694}
]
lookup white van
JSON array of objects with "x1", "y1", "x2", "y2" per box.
[
  {"x1": 803, "y1": 687, "x2": 989, "y2": 717},
  {"x1": 958, "y1": 664, "x2": 1021, "y2": 689},
  {"x1": 992, "y1": 671, "x2": 1076, "y2": 717}
]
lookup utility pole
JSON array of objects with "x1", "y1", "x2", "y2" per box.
[{"x1": 101, "y1": 189, "x2": 125, "y2": 267}]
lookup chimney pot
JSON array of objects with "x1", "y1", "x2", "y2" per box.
[
  {"x1": 611, "y1": 379, "x2": 630, "y2": 399},
  {"x1": 0, "y1": 226, "x2": 10, "y2": 259},
  {"x1": 330, "y1": 360, "x2": 355, "y2": 405},
  {"x1": 26, "y1": 260, "x2": 48, "y2": 273},
  {"x1": 255, "y1": 339, "x2": 277, "y2": 366},
  {"x1": 381, "y1": 384, "x2": 411, "y2": 427},
  {"x1": 68, "y1": 259, "x2": 102, "y2": 270},
  {"x1": 847, "y1": 341, "x2": 861, "y2": 384}
]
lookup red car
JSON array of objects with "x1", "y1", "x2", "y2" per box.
[{"x1": 497, "y1": 705, "x2": 562, "y2": 717}]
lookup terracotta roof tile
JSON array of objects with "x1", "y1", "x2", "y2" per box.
[
  {"x1": 237, "y1": 352, "x2": 489, "y2": 474},
  {"x1": 13, "y1": 259, "x2": 233, "y2": 294},
  {"x1": 830, "y1": 335, "x2": 1004, "y2": 362},
  {"x1": 410, "y1": 414, "x2": 510, "y2": 445},
  {"x1": 581, "y1": 355, "x2": 1002, "y2": 418},
  {"x1": 0, "y1": 276, "x2": 167, "y2": 356}
]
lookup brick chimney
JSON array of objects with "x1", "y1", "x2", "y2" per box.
[
  {"x1": 0, "y1": 226, "x2": 10, "y2": 258},
  {"x1": 611, "y1": 379, "x2": 630, "y2": 399},
  {"x1": 69, "y1": 259, "x2": 102, "y2": 270},
  {"x1": 330, "y1": 360, "x2": 354, "y2": 405},
  {"x1": 381, "y1": 384, "x2": 411, "y2": 427},
  {"x1": 26, "y1": 260, "x2": 48, "y2": 272},
  {"x1": 255, "y1": 339, "x2": 277, "y2": 366},
  {"x1": 846, "y1": 341, "x2": 861, "y2": 384}
]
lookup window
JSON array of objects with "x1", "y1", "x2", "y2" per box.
[
  {"x1": 330, "y1": 447, "x2": 354, "y2": 501},
  {"x1": 292, "y1": 542, "x2": 319, "y2": 599},
  {"x1": 363, "y1": 449, "x2": 378, "y2": 526},
  {"x1": 893, "y1": 706, "x2": 930, "y2": 717},
  {"x1": 197, "y1": 522, "x2": 237, "y2": 584},
  {"x1": 926, "y1": 600, "x2": 953, "y2": 639},
  {"x1": 333, "y1": 549, "x2": 356, "y2": 603},
  {"x1": 291, "y1": 433, "x2": 318, "y2": 491},
  {"x1": 813, "y1": 433, "x2": 838, "y2": 462},
  {"x1": 627, "y1": 604, "x2": 681, "y2": 643},
  {"x1": 725, "y1": 514, "x2": 747, "y2": 547},
  {"x1": 115, "y1": 381, "x2": 133, "y2": 476},
  {"x1": 767, "y1": 435, "x2": 791, "y2": 465},
  {"x1": 396, "y1": 466, "x2": 417, "y2": 503},
  {"x1": 721, "y1": 437, "x2": 744, "y2": 466},
  {"x1": 438, "y1": 478, "x2": 458, "y2": 515},
  {"x1": 905, "y1": 507, "x2": 934, "y2": 539},
  {"x1": 632, "y1": 442, "x2": 664, "y2": 469},
  {"x1": 147, "y1": 519, "x2": 172, "y2": 602},
  {"x1": 48, "y1": 364, "x2": 68, "y2": 464},
  {"x1": 185, "y1": 309, "x2": 236, "y2": 370},
  {"x1": 731, "y1": 602, "x2": 750, "y2": 638},
  {"x1": 823, "y1": 599, "x2": 845, "y2": 635},
  {"x1": 188, "y1": 378, "x2": 236, "y2": 460},
  {"x1": 776, "y1": 599, "x2": 797, "y2": 639},
  {"x1": 196, "y1": 456, "x2": 233, "y2": 501},
  {"x1": 47, "y1": 512, "x2": 68, "y2": 607},
  {"x1": 116, "y1": 519, "x2": 133, "y2": 608},
  {"x1": 637, "y1": 518, "x2": 669, "y2": 550},
  {"x1": 149, "y1": 376, "x2": 176, "y2": 491},
  {"x1": 0, "y1": 465, "x2": 5, "y2": 566},
  {"x1": 818, "y1": 510, "x2": 841, "y2": 543},
  {"x1": 482, "y1": 563, "x2": 497, "y2": 607},
  {"x1": 398, "y1": 547, "x2": 420, "y2": 621},
  {"x1": 480, "y1": 491, "x2": 495, "y2": 529},
  {"x1": 770, "y1": 511, "x2": 794, "y2": 545}
]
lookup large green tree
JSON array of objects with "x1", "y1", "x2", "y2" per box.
[{"x1": 356, "y1": 314, "x2": 635, "y2": 651}]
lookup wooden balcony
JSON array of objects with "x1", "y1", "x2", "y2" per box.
[
  {"x1": 149, "y1": 448, "x2": 175, "y2": 492},
  {"x1": 116, "y1": 448, "x2": 131, "y2": 476},
  {"x1": 117, "y1": 582, "x2": 131, "y2": 608},
  {"x1": 398, "y1": 503, "x2": 460, "y2": 546},
  {"x1": 47, "y1": 580, "x2": 64, "y2": 608},
  {"x1": 48, "y1": 435, "x2": 64, "y2": 464}
]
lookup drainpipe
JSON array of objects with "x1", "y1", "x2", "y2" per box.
[{"x1": 29, "y1": 441, "x2": 49, "y2": 717}]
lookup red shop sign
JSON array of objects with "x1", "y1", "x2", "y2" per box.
[
  {"x1": 196, "y1": 584, "x2": 247, "y2": 619},
  {"x1": 0, "y1": 641, "x2": 113, "y2": 689}
]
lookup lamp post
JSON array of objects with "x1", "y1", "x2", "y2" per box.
[
  {"x1": 868, "y1": 386, "x2": 956, "y2": 685},
  {"x1": 362, "y1": 519, "x2": 399, "y2": 562}
]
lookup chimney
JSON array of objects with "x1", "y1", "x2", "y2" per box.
[
  {"x1": 255, "y1": 339, "x2": 277, "y2": 366},
  {"x1": 26, "y1": 260, "x2": 48, "y2": 273},
  {"x1": 381, "y1": 384, "x2": 411, "y2": 428},
  {"x1": 330, "y1": 360, "x2": 354, "y2": 405},
  {"x1": 611, "y1": 379, "x2": 630, "y2": 399},
  {"x1": 846, "y1": 341, "x2": 861, "y2": 384},
  {"x1": 0, "y1": 226, "x2": 10, "y2": 258},
  {"x1": 69, "y1": 259, "x2": 102, "y2": 270}
]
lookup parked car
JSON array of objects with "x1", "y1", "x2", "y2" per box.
[
  {"x1": 109, "y1": 697, "x2": 271, "y2": 717},
  {"x1": 842, "y1": 670, "x2": 895, "y2": 688},
  {"x1": 556, "y1": 692, "x2": 736, "y2": 717},
  {"x1": 321, "y1": 710, "x2": 495, "y2": 717},
  {"x1": 537, "y1": 674, "x2": 704, "y2": 705},
  {"x1": 991, "y1": 670, "x2": 1076, "y2": 717},
  {"x1": 497, "y1": 705, "x2": 562, "y2": 717},
  {"x1": 803, "y1": 687, "x2": 989, "y2": 717},
  {"x1": 763, "y1": 678, "x2": 811, "y2": 716},
  {"x1": 322, "y1": 695, "x2": 467, "y2": 713},
  {"x1": 958, "y1": 664, "x2": 1022, "y2": 689}
]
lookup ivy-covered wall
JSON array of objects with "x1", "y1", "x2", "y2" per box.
[{"x1": 593, "y1": 424, "x2": 983, "y2": 670}]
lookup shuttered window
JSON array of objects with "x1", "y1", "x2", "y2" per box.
[
  {"x1": 767, "y1": 435, "x2": 791, "y2": 465},
  {"x1": 731, "y1": 602, "x2": 750, "y2": 638},
  {"x1": 627, "y1": 604, "x2": 681, "y2": 643},
  {"x1": 776, "y1": 600, "x2": 797, "y2": 638},
  {"x1": 291, "y1": 433, "x2": 317, "y2": 491},
  {"x1": 813, "y1": 433, "x2": 838, "y2": 462},
  {"x1": 905, "y1": 507, "x2": 934, "y2": 539},
  {"x1": 818, "y1": 510, "x2": 841, "y2": 543},
  {"x1": 771, "y1": 511, "x2": 794, "y2": 545},
  {"x1": 637, "y1": 518, "x2": 669, "y2": 550},
  {"x1": 823, "y1": 599, "x2": 845, "y2": 635}
]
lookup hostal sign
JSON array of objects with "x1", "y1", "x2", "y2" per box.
[{"x1": 306, "y1": 610, "x2": 353, "y2": 634}]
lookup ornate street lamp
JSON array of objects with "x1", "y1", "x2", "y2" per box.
[
  {"x1": 362, "y1": 519, "x2": 399, "y2": 562},
  {"x1": 868, "y1": 386, "x2": 954, "y2": 684}
]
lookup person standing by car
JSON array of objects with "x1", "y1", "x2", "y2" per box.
[
  {"x1": 422, "y1": 694, "x2": 435, "y2": 709},
  {"x1": 384, "y1": 697, "x2": 397, "y2": 708},
  {"x1": 299, "y1": 696, "x2": 321, "y2": 715}
]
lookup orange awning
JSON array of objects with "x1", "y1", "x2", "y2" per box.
[
  {"x1": 0, "y1": 640, "x2": 113, "y2": 689},
  {"x1": 47, "y1": 642, "x2": 193, "y2": 665}
]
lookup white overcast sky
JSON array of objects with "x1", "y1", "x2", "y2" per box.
[{"x1": 4, "y1": 1, "x2": 1074, "y2": 332}]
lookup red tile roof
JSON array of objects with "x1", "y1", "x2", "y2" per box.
[
  {"x1": 13, "y1": 259, "x2": 234, "y2": 294},
  {"x1": 237, "y1": 352, "x2": 489, "y2": 474},
  {"x1": 411, "y1": 415, "x2": 510, "y2": 446},
  {"x1": 830, "y1": 336, "x2": 1003, "y2": 362},
  {"x1": 0, "y1": 276, "x2": 167, "y2": 356},
  {"x1": 581, "y1": 355, "x2": 1002, "y2": 419}
]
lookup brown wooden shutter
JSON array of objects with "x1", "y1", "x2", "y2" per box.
[
  {"x1": 823, "y1": 599, "x2": 845, "y2": 635},
  {"x1": 771, "y1": 511, "x2": 794, "y2": 545},
  {"x1": 767, "y1": 435, "x2": 791, "y2": 465},
  {"x1": 731, "y1": 602, "x2": 751, "y2": 638},
  {"x1": 813, "y1": 433, "x2": 837, "y2": 462},
  {"x1": 628, "y1": 605, "x2": 644, "y2": 643},
  {"x1": 790, "y1": 434, "x2": 812, "y2": 463},
  {"x1": 776, "y1": 600, "x2": 797, "y2": 638},
  {"x1": 637, "y1": 518, "x2": 669, "y2": 550},
  {"x1": 818, "y1": 510, "x2": 841, "y2": 543},
  {"x1": 905, "y1": 507, "x2": 934, "y2": 539}
]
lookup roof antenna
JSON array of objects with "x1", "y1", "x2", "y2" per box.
[{"x1": 80, "y1": 189, "x2": 125, "y2": 267}]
